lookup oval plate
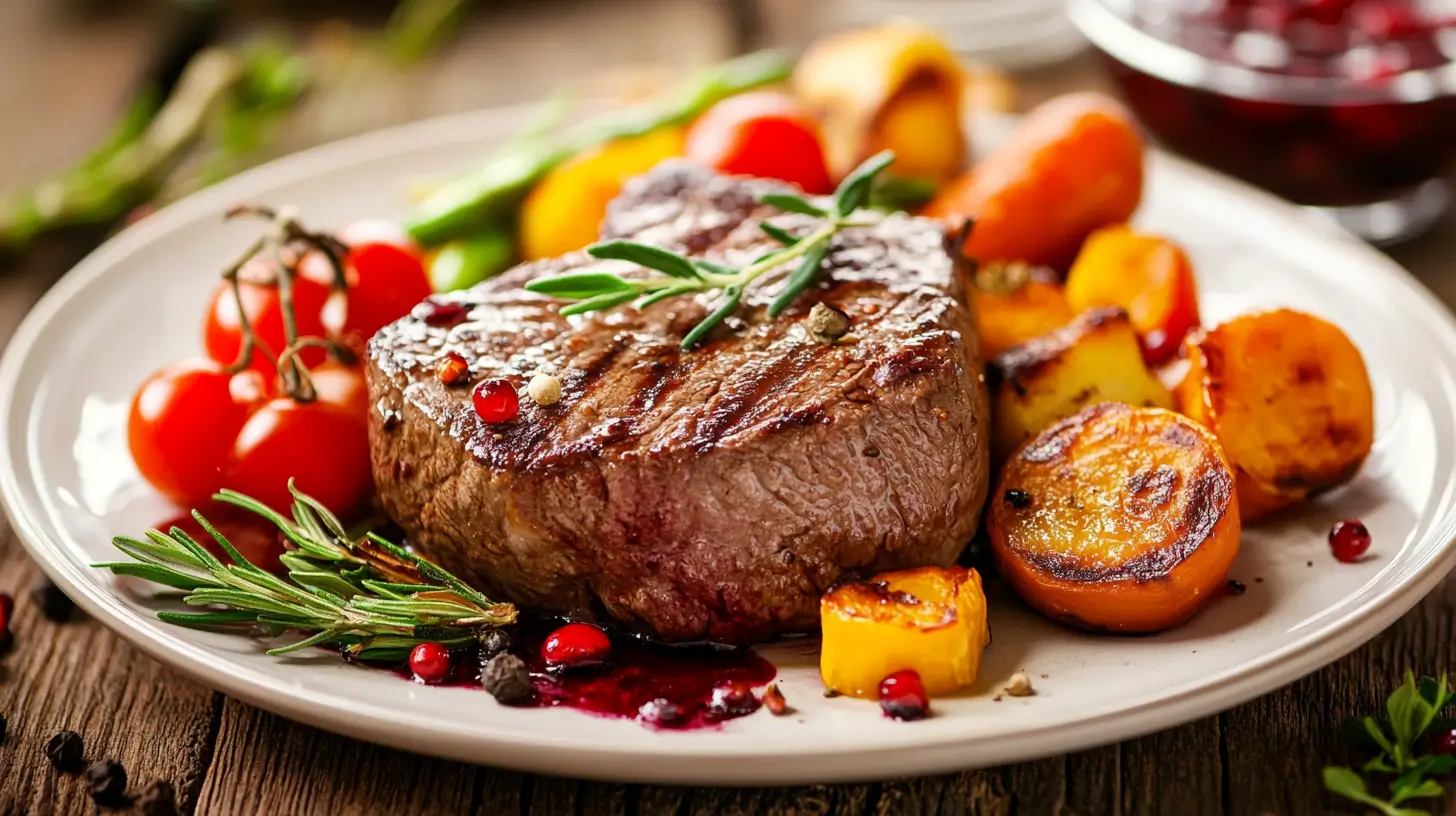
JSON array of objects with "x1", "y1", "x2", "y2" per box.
[{"x1": 3, "y1": 108, "x2": 1456, "y2": 786}]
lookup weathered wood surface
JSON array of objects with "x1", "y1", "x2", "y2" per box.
[{"x1": 2, "y1": 1, "x2": 1456, "y2": 813}]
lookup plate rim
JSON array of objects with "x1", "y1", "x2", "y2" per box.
[{"x1": 3, "y1": 105, "x2": 1456, "y2": 785}]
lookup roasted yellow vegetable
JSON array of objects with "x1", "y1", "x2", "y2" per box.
[
  {"x1": 1175, "y1": 309, "x2": 1375, "y2": 521},
  {"x1": 989, "y1": 402, "x2": 1241, "y2": 633},
  {"x1": 519, "y1": 127, "x2": 685, "y2": 261},
  {"x1": 970, "y1": 262, "x2": 1075, "y2": 358},
  {"x1": 991, "y1": 307, "x2": 1173, "y2": 463},
  {"x1": 820, "y1": 566, "x2": 990, "y2": 698},
  {"x1": 793, "y1": 22, "x2": 966, "y2": 183}
]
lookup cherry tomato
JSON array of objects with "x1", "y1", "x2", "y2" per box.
[
  {"x1": 129, "y1": 359, "x2": 258, "y2": 508},
  {"x1": 302, "y1": 220, "x2": 432, "y2": 354},
  {"x1": 204, "y1": 258, "x2": 332, "y2": 380},
  {"x1": 310, "y1": 361, "x2": 370, "y2": 420},
  {"x1": 224, "y1": 397, "x2": 372, "y2": 516},
  {"x1": 686, "y1": 92, "x2": 834, "y2": 194},
  {"x1": 338, "y1": 218, "x2": 418, "y2": 253}
]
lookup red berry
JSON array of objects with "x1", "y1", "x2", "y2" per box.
[
  {"x1": 417, "y1": 299, "x2": 468, "y2": 327},
  {"x1": 709, "y1": 680, "x2": 761, "y2": 718},
  {"x1": 1433, "y1": 728, "x2": 1456, "y2": 756},
  {"x1": 1329, "y1": 519, "x2": 1372, "y2": 563},
  {"x1": 541, "y1": 622, "x2": 612, "y2": 669},
  {"x1": 0, "y1": 592, "x2": 12, "y2": 655},
  {"x1": 472, "y1": 379, "x2": 519, "y2": 423},
  {"x1": 436, "y1": 351, "x2": 470, "y2": 386},
  {"x1": 878, "y1": 669, "x2": 930, "y2": 721},
  {"x1": 409, "y1": 642, "x2": 452, "y2": 684}
]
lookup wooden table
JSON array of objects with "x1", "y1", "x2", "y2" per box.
[{"x1": 2, "y1": 2, "x2": 1455, "y2": 813}]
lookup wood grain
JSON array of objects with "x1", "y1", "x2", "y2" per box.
[{"x1": 3, "y1": 0, "x2": 1456, "y2": 814}]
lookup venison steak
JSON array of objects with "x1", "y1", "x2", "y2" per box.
[{"x1": 367, "y1": 161, "x2": 990, "y2": 644}]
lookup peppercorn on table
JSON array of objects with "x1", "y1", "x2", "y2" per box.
[{"x1": 3, "y1": 1, "x2": 1456, "y2": 813}]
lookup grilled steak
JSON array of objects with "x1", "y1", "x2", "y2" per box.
[{"x1": 367, "y1": 162, "x2": 990, "y2": 644}]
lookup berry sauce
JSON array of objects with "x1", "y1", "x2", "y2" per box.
[{"x1": 390, "y1": 620, "x2": 777, "y2": 730}]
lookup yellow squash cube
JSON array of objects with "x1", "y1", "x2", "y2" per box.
[{"x1": 820, "y1": 566, "x2": 991, "y2": 698}]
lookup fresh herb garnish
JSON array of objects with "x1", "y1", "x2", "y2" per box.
[
  {"x1": 524, "y1": 150, "x2": 896, "y2": 350},
  {"x1": 1323, "y1": 670, "x2": 1456, "y2": 816},
  {"x1": 95, "y1": 482, "x2": 515, "y2": 663}
]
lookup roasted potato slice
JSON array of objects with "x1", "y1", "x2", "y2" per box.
[
  {"x1": 820, "y1": 566, "x2": 990, "y2": 698},
  {"x1": 991, "y1": 307, "x2": 1173, "y2": 462},
  {"x1": 989, "y1": 403, "x2": 1241, "y2": 633},
  {"x1": 1175, "y1": 309, "x2": 1375, "y2": 521},
  {"x1": 970, "y1": 262, "x2": 1075, "y2": 358}
]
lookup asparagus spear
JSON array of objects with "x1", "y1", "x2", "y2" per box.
[
  {"x1": 428, "y1": 227, "x2": 515, "y2": 291},
  {"x1": 404, "y1": 49, "x2": 794, "y2": 247}
]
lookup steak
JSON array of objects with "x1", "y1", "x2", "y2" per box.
[{"x1": 366, "y1": 161, "x2": 990, "y2": 645}]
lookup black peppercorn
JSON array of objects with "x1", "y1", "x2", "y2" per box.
[
  {"x1": 482, "y1": 653, "x2": 534, "y2": 706},
  {"x1": 1004, "y1": 489, "x2": 1032, "y2": 509},
  {"x1": 637, "y1": 698, "x2": 685, "y2": 727},
  {"x1": 1226, "y1": 579, "x2": 1247, "y2": 596},
  {"x1": 45, "y1": 730, "x2": 84, "y2": 771},
  {"x1": 86, "y1": 759, "x2": 128, "y2": 807},
  {"x1": 136, "y1": 779, "x2": 178, "y2": 816},
  {"x1": 475, "y1": 628, "x2": 513, "y2": 662},
  {"x1": 32, "y1": 581, "x2": 76, "y2": 623}
]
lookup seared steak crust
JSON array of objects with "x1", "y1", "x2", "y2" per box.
[{"x1": 367, "y1": 162, "x2": 990, "y2": 644}]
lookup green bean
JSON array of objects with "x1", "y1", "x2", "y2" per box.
[
  {"x1": 404, "y1": 50, "x2": 794, "y2": 247},
  {"x1": 428, "y1": 227, "x2": 515, "y2": 292}
]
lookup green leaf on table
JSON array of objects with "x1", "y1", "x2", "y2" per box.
[
  {"x1": 1391, "y1": 774, "x2": 1445, "y2": 804},
  {"x1": 1387, "y1": 671, "x2": 1426, "y2": 753},
  {"x1": 525, "y1": 271, "x2": 633, "y2": 299},
  {"x1": 587, "y1": 240, "x2": 702, "y2": 279},
  {"x1": 1365, "y1": 717, "x2": 1398, "y2": 758},
  {"x1": 1324, "y1": 766, "x2": 1370, "y2": 800}
]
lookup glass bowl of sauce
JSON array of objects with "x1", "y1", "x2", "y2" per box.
[{"x1": 1068, "y1": 0, "x2": 1456, "y2": 244}]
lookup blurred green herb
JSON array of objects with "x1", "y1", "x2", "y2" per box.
[
  {"x1": 0, "y1": 0, "x2": 473, "y2": 251},
  {"x1": 1324, "y1": 671, "x2": 1456, "y2": 816},
  {"x1": 524, "y1": 151, "x2": 894, "y2": 350}
]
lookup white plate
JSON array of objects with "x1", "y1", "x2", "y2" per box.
[{"x1": 3, "y1": 107, "x2": 1456, "y2": 786}]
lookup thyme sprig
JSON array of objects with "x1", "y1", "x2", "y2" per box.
[
  {"x1": 1324, "y1": 671, "x2": 1456, "y2": 816},
  {"x1": 525, "y1": 150, "x2": 896, "y2": 349},
  {"x1": 95, "y1": 482, "x2": 515, "y2": 663}
]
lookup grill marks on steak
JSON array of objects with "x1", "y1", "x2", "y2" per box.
[{"x1": 368, "y1": 161, "x2": 991, "y2": 643}]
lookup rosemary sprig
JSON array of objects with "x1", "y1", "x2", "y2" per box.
[
  {"x1": 95, "y1": 482, "x2": 515, "y2": 662},
  {"x1": 524, "y1": 151, "x2": 896, "y2": 349}
]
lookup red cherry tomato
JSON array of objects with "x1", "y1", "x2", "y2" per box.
[
  {"x1": 301, "y1": 220, "x2": 432, "y2": 354},
  {"x1": 129, "y1": 359, "x2": 258, "y2": 508},
  {"x1": 224, "y1": 397, "x2": 372, "y2": 516},
  {"x1": 686, "y1": 92, "x2": 834, "y2": 194},
  {"x1": 310, "y1": 361, "x2": 370, "y2": 420},
  {"x1": 338, "y1": 218, "x2": 418, "y2": 253},
  {"x1": 204, "y1": 259, "x2": 332, "y2": 380}
]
